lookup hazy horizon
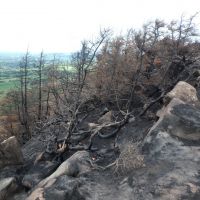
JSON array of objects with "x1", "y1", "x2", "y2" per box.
[{"x1": 0, "y1": 0, "x2": 200, "y2": 53}]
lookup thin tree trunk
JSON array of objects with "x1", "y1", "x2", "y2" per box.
[{"x1": 38, "y1": 51, "x2": 44, "y2": 120}]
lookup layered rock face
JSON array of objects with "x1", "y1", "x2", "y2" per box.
[{"x1": 141, "y1": 82, "x2": 200, "y2": 199}]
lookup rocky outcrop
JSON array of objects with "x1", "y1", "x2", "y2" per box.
[
  {"x1": 0, "y1": 136, "x2": 23, "y2": 169},
  {"x1": 140, "y1": 81, "x2": 200, "y2": 199}
]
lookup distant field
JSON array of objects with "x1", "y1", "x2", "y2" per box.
[
  {"x1": 0, "y1": 64, "x2": 74, "y2": 99},
  {"x1": 58, "y1": 64, "x2": 75, "y2": 72},
  {"x1": 0, "y1": 67, "x2": 19, "y2": 98},
  {"x1": 0, "y1": 52, "x2": 72, "y2": 100},
  {"x1": 0, "y1": 78, "x2": 18, "y2": 97}
]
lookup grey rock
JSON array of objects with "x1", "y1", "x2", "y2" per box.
[
  {"x1": 44, "y1": 176, "x2": 88, "y2": 200},
  {"x1": 98, "y1": 111, "x2": 113, "y2": 124},
  {"x1": 141, "y1": 129, "x2": 200, "y2": 199},
  {"x1": 25, "y1": 175, "x2": 91, "y2": 200},
  {"x1": 140, "y1": 88, "x2": 200, "y2": 199},
  {"x1": 0, "y1": 136, "x2": 23, "y2": 169},
  {"x1": 22, "y1": 136, "x2": 46, "y2": 162},
  {"x1": 151, "y1": 98, "x2": 200, "y2": 141},
  {"x1": 26, "y1": 151, "x2": 93, "y2": 199},
  {"x1": 22, "y1": 161, "x2": 59, "y2": 189},
  {"x1": 165, "y1": 81, "x2": 198, "y2": 104},
  {"x1": 0, "y1": 177, "x2": 19, "y2": 200}
]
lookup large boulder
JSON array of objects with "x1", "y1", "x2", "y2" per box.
[
  {"x1": 140, "y1": 129, "x2": 200, "y2": 199},
  {"x1": 26, "y1": 151, "x2": 93, "y2": 200},
  {"x1": 138, "y1": 83, "x2": 200, "y2": 199},
  {"x1": 0, "y1": 136, "x2": 23, "y2": 169},
  {"x1": 152, "y1": 98, "x2": 200, "y2": 141},
  {"x1": 164, "y1": 81, "x2": 198, "y2": 104}
]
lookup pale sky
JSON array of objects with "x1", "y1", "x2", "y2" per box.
[{"x1": 0, "y1": 0, "x2": 199, "y2": 53}]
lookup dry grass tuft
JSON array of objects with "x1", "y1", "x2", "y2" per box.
[{"x1": 114, "y1": 142, "x2": 145, "y2": 175}]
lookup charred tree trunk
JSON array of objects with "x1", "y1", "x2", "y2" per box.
[{"x1": 38, "y1": 51, "x2": 44, "y2": 120}]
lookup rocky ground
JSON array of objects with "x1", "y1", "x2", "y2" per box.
[{"x1": 1, "y1": 81, "x2": 200, "y2": 200}]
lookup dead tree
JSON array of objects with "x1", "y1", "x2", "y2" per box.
[
  {"x1": 167, "y1": 13, "x2": 199, "y2": 57},
  {"x1": 125, "y1": 20, "x2": 165, "y2": 111},
  {"x1": 36, "y1": 51, "x2": 45, "y2": 120},
  {"x1": 19, "y1": 50, "x2": 31, "y2": 138}
]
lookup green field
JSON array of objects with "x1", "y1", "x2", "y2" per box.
[
  {"x1": 0, "y1": 52, "x2": 72, "y2": 99},
  {"x1": 0, "y1": 79, "x2": 18, "y2": 97},
  {"x1": 0, "y1": 64, "x2": 74, "y2": 99},
  {"x1": 0, "y1": 67, "x2": 19, "y2": 98}
]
